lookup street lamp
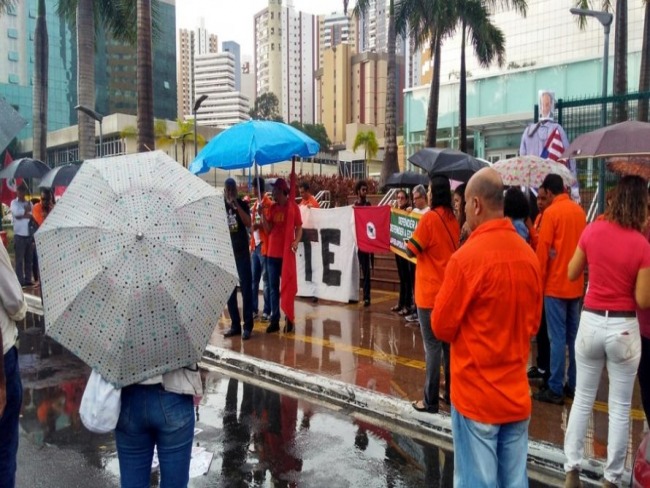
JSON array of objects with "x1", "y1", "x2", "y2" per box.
[
  {"x1": 570, "y1": 7, "x2": 613, "y2": 213},
  {"x1": 75, "y1": 105, "x2": 104, "y2": 158},
  {"x1": 192, "y1": 95, "x2": 208, "y2": 162}
]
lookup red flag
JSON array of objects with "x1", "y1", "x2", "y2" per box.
[
  {"x1": 354, "y1": 206, "x2": 391, "y2": 253},
  {"x1": 541, "y1": 128, "x2": 565, "y2": 162},
  {"x1": 0, "y1": 151, "x2": 19, "y2": 207},
  {"x1": 280, "y1": 158, "x2": 298, "y2": 323}
]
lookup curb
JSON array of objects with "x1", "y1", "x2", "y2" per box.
[{"x1": 201, "y1": 345, "x2": 609, "y2": 487}]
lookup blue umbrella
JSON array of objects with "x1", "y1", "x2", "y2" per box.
[{"x1": 189, "y1": 120, "x2": 320, "y2": 174}]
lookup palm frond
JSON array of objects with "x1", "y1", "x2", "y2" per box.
[{"x1": 465, "y1": 0, "x2": 506, "y2": 67}]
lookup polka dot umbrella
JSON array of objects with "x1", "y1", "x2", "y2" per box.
[{"x1": 34, "y1": 151, "x2": 239, "y2": 387}]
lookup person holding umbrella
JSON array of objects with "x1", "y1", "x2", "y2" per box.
[
  {"x1": 261, "y1": 178, "x2": 302, "y2": 333},
  {"x1": 222, "y1": 178, "x2": 254, "y2": 340},
  {"x1": 10, "y1": 182, "x2": 34, "y2": 287}
]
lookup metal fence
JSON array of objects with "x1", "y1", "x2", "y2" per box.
[{"x1": 543, "y1": 91, "x2": 650, "y2": 215}]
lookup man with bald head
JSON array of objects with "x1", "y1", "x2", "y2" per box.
[{"x1": 433, "y1": 168, "x2": 543, "y2": 487}]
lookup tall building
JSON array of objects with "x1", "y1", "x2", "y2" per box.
[
  {"x1": 222, "y1": 41, "x2": 241, "y2": 91},
  {"x1": 240, "y1": 55, "x2": 256, "y2": 103},
  {"x1": 319, "y1": 11, "x2": 356, "y2": 66},
  {"x1": 254, "y1": 0, "x2": 319, "y2": 124},
  {"x1": 318, "y1": 44, "x2": 352, "y2": 145},
  {"x1": 177, "y1": 18, "x2": 218, "y2": 120},
  {"x1": 96, "y1": 0, "x2": 177, "y2": 122},
  {"x1": 356, "y1": 0, "x2": 404, "y2": 56},
  {"x1": 0, "y1": 0, "x2": 177, "y2": 143},
  {"x1": 194, "y1": 51, "x2": 250, "y2": 128}
]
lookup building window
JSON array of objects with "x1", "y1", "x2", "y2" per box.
[
  {"x1": 8, "y1": 74, "x2": 19, "y2": 84},
  {"x1": 8, "y1": 51, "x2": 18, "y2": 61},
  {"x1": 7, "y1": 28, "x2": 18, "y2": 39}
]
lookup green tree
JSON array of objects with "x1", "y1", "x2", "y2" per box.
[
  {"x1": 249, "y1": 92, "x2": 283, "y2": 121},
  {"x1": 0, "y1": 0, "x2": 15, "y2": 15},
  {"x1": 137, "y1": 0, "x2": 154, "y2": 151},
  {"x1": 290, "y1": 121, "x2": 332, "y2": 152},
  {"x1": 33, "y1": 0, "x2": 48, "y2": 162},
  {"x1": 353, "y1": 130, "x2": 379, "y2": 179},
  {"x1": 354, "y1": 0, "x2": 399, "y2": 186},
  {"x1": 638, "y1": 0, "x2": 649, "y2": 121},
  {"x1": 398, "y1": 0, "x2": 457, "y2": 147},
  {"x1": 457, "y1": 0, "x2": 525, "y2": 152}
]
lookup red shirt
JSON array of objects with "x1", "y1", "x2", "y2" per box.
[
  {"x1": 433, "y1": 218, "x2": 542, "y2": 424},
  {"x1": 267, "y1": 201, "x2": 302, "y2": 259},
  {"x1": 580, "y1": 220, "x2": 650, "y2": 311}
]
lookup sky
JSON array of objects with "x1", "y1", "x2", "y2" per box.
[{"x1": 176, "y1": 0, "x2": 346, "y2": 58}]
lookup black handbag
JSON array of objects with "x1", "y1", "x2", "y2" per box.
[{"x1": 28, "y1": 218, "x2": 39, "y2": 237}]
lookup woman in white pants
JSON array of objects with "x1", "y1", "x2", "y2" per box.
[{"x1": 564, "y1": 175, "x2": 650, "y2": 488}]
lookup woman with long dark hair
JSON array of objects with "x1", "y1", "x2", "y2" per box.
[
  {"x1": 564, "y1": 176, "x2": 650, "y2": 488},
  {"x1": 406, "y1": 176, "x2": 459, "y2": 412}
]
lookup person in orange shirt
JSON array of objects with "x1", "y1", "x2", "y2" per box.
[
  {"x1": 533, "y1": 173, "x2": 586, "y2": 405},
  {"x1": 406, "y1": 176, "x2": 460, "y2": 413},
  {"x1": 433, "y1": 168, "x2": 543, "y2": 487},
  {"x1": 298, "y1": 182, "x2": 320, "y2": 209},
  {"x1": 250, "y1": 177, "x2": 273, "y2": 322}
]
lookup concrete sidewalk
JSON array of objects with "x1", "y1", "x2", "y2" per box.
[{"x1": 26, "y1": 287, "x2": 644, "y2": 487}]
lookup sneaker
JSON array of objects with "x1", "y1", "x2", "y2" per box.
[
  {"x1": 266, "y1": 322, "x2": 280, "y2": 333},
  {"x1": 533, "y1": 387, "x2": 564, "y2": 405},
  {"x1": 261, "y1": 313, "x2": 270, "y2": 322},
  {"x1": 405, "y1": 313, "x2": 419, "y2": 323},
  {"x1": 252, "y1": 311, "x2": 259, "y2": 320},
  {"x1": 527, "y1": 366, "x2": 546, "y2": 380},
  {"x1": 564, "y1": 384, "x2": 575, "y2": 399}
]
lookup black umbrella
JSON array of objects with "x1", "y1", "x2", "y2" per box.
[
  {"x1": 384, "y1": 171, "x2": 430, "y2": 188},
  {"x1": 39, "y1": 164, "x2": 81, "y2": 188},
  {"x1": 0, "y1": 157, "x2": 50, "y2": 180},
  {"x1": 408, "y1": 148, "x2": 488, "y2": 182}
]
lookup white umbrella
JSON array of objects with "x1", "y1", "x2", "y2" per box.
[{"x1": 34, "y1": 151, "x2": 238, "y2": 387}]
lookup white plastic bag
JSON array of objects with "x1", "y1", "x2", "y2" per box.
[{"x1": 79, "y1": 370, "x2": 121, "y2": 433}]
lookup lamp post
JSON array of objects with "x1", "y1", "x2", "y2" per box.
[
  {"x1": 75, "y1": 105, "x2": 104, "y2": 158},
  {"x1": 192, "y1": 95, "x2": 208, "y2": 162},
  {"x1": 570, "y1": 8, "x2": 613, "y2": 213}
]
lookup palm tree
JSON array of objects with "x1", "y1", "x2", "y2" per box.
[
  {"x1": 457, "y1": 0, "x2": 526, "y2": 152},
  {"x1": 353, "y1": 130, "x2": 379, "y2": 179},
  {"x1": 0, "y1": 0, "x2": 15, "y2": 15},
  {"x1": 57, "y1": 0, "x2": 142, "y2": 160},
  {"x1": 574, "y1": 0, "x2": 626, "y2": 122},
  {"x1": 639, "y1": 0, "x2": 649, "y2": 122},
  {"x1": 137, "y1": 0, "x2": 155, "y2": 152},
  {"x1": 33, "y1": 0, "x2": 48, "y2": 162},
  {"x1": 353, "y1": 0, "x2": 400, "y2": 186},
  {"x1": 398, "y1": 0, "x2": 457, "y2": 147}
]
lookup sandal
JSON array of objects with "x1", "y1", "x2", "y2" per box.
[{"x1": 411, "y1": 400, "x2": 438, "y2": 413}]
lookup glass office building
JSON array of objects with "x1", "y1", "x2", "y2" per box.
[{"x1": 0, "y1": 0, "x2": 176, "y2": 143}]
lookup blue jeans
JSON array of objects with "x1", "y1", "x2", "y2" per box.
[
  {"x1": 251, "y1": 244, "x2": 270, "y2": 316},
  {"x1": 13, "y1": 235, "x2": 33, "y2": 285},
  {"x1": 227, "y1": 252, "x2": 254, "y2": 333},
  {"x1": 267, "y1": 257, "x2": 282, "y2": 324},
  {"x1": 417, "y1": 307, "x2": 450, "y2": 410},
  {"x1": 0, "y1": 347, "x2": 21, "y2": 488},
  {"x1": 544, "y1": 296, "x2": 580, "y2": 395},
  {"x1": 451, "y1": 406, "x2": 529, "y2": 488},
  {"x1": 115, "y1": 384, "x2": 195, "y2": 488}
]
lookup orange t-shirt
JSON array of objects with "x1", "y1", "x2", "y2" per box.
[
  {"x1": 536, "y1": 194, "x2": 586, "y2": 298},
  {"x1": 32, "y1": 202, "x2": 50, "y2": 226},
  {"x1": 299, "y1": 194, "x2": 320, "y2": 208},
  {"x1": 433, "y1": 218, "x2": 543, "y2": 424},
  {"x1": 250, "y1": 194, "x2": 273, "y2": 255},
  {"x1": 406, "y1": 206, "x2": 460, "y2": 308}
]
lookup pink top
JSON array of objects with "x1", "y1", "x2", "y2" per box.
[
  {"x1": 638, "y1": 228, "x2": 650, "y2": 338},
  {"x1": 579, "y1": 220, "x2": 650, "y2": 313}
]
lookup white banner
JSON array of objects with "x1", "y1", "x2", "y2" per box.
[{"x1": 296, "y1": 206, "x2": 359, "y2": 303}]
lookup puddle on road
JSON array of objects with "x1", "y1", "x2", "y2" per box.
[{"x1": 16, "y1": 313, "x2": 553, "y2": 487}]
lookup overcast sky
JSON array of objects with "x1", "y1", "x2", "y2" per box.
[{"x1": 176, "y1": 0, "x2": 346, "y2": 58}]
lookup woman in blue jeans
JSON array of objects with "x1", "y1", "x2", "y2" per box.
[
  {"x1": 115, "y1": 368, "x2": 201, "y2": 488},
  {"x1": 564, "y1": 176, "x2": 650, "y2": 488}
]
